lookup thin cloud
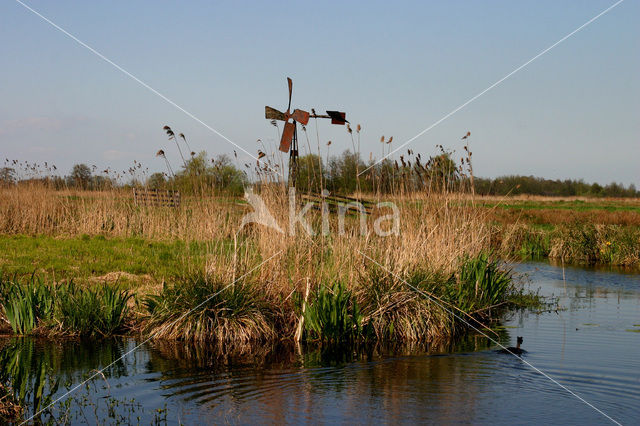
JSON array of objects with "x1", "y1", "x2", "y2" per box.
[
  {"x1": 28, "y1": 145, "x2": 57, "y2": 154},
  {"x1": 0, "y1": 116, "x2": 63, "y2": 136},
  {"x1": 103, "y1": 149, "x2": 135, "y2": 161}
]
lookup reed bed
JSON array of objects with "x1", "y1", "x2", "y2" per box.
[
  {"x1": 0, "y1": 184, "x2": 241, "y2": 240},
  {"x1": 0, "y1": 177, "x2": 531, "y2": 344},
  {"x1": 142, "y1": 274, "x2": 277, "y2": 347},
  {"x1": 495, "y1": 223, "x2": 640, "y2": 266},
  {"x1": 1, "y1": 175, "x2": 635, "y2": 347}
]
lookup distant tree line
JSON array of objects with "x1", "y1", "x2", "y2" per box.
[
  {"x1": 2, "y1": 150, "x2": 637, "y2": 198},
  {"x1": 0, "y1": 152, "x2": 247, "y2": 196},
  {"x1": 292, "y1": 151, "x2": 638, "y2": 198},
  {"x1": 0, "y1": 164, "x2": 116, "y2": 190},
  {"x1": 148, "y1": 151, "x2": 247, "y2": 195},
  {"x1": 474, "y1": 175, "x2": 638, "y2": 198},
  {"x1": 293, "y1": 150, "x2": 461, "y2": 195}
]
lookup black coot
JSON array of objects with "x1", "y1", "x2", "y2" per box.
[{"x1": 498, "y1": 336, "x2": 526, "y2": 355}]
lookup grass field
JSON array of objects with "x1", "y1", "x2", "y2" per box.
[
  {"x1": 2, "y1": 191, "x2": 639, "y2": 283},
  {"x1": 478, "y1": 196, "x2": 640, "y2": 211},
  {"x1": 479, "y1": 197, "x2": 640, "y2": 227},
  {"x1": 479, "y1": 197, "x2": 640, "y2": 266},
  {"x1": 0, "y1": 234, "x2": 224, "y2": 287}
]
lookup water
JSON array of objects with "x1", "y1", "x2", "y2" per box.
[{"x1": 2, "y1": 262, "x2": 639, "y2": 425}]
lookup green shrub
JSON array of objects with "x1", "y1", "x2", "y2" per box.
[
  {"x1": 2, "y1": 277, "x2": 53, "y2": 335},
  {"x1": 303, "y1": 281, "x2": 363, "y2": 342},
  {"x1": 451, "y1": 253, "x2": 512, "y2": 312},
  {"x1": 0, "y1": 275, "x2": 131, "y2": 337},
  {"x1": 55, "y1": 282, "x2": 132, "y2": 336}
]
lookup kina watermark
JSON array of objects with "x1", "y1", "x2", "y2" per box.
[{"x1": 240, "y1": 188, "x2": 400, "y2": 237}]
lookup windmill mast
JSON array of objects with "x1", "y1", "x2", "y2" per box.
[{"x1": 289, "y1": 122, "x2": 298, "y2": 187}]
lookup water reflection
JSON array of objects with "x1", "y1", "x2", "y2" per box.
[
  {"x1": 140, "y1": 336, "x2": 506, "y2": 424},
  {"x1": 0, "y1": 337, "x2": 131, "y2": 422}
]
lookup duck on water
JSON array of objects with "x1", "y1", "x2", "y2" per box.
[{"x1": 498, "y1": 336, "x2": 527, "y2": 356}]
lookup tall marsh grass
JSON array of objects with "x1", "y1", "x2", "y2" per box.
[
  {"x1": 299, "y1": 254, "x2": 515, "y2": 343},
  {"x1": 355, "y1": 269, "x2": 453, "y2": 342},
  {"x1": 142, "y1": 275, "x2": 276, "y2": 345},
  {"x1": 498, "y1": 223, "x2": 639, "y2": 266},
  {"x1": 55, "y1": 282, "x2": 132, "y2": 336}
]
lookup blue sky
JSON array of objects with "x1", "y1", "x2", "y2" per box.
[{"x1": 1, "y1": 0, "x2": 638, "y2": 185}]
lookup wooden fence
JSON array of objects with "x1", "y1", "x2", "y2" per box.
[
  {"x1": 132, "y1": 188, "x2": 181, "y2": 207},
  {"x1": 300, "y1": 192, "x2": 375, "y2": 215}
]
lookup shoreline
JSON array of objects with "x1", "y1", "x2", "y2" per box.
[{"x1": 0, "y1": 253, "x2": 543, "y2": 344}]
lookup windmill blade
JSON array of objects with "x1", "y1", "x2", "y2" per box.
[
  {"x1": 279, "y1": 121, "x2": 295, "y2": 152},
  {"x1": 291, "y1": 109, "x2": 310, "y2": 125},
  {"x1": 326, "y1": 110, "x2": 348, "y2": 125},
  {"x1": 265, "y1": 106, "x2": 286, "y2": 121},
  {"x1": 286, "y1": 77, "x2": 293, "y2": 113}
]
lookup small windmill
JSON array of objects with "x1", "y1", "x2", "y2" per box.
[{"x1": 265, "y1": 77, "x2": 347, "y2": 187}]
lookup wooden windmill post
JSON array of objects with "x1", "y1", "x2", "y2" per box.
[{"x1": 265, "y1": 77, "x2": 348, "y2": 189}]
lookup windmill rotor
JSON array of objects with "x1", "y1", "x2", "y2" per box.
[
  {"x1": 265, "y1": 77, "x2": 348, "y2": 187},
  {"x1": 265, "y1": 77, "x2": 311, "y2": 153},
  {"x1": 291, "y1": 109, "x2": 310, "y2": 124},
  {"x1": 265, "y1": 106, "x2": 286, "y2": 121}
]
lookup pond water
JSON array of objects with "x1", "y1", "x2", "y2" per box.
[{"x1": 2, "y1": 261, "x2": 639, "y2": 425}]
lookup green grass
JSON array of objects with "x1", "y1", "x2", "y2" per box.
[
  {"x1": 0, "y1": 235, "x2": 235, "y2": 286},
  {"x1": 454, "y1": 253, "x2": 513, "y2": 310},
  {"x1": 55, "y1": 282, "x2": 132, "y2": 336}
]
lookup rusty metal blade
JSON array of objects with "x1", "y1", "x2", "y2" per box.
[
  {"x1": 326, "y1": 110, "x2": 347, "y2": 125},
  {"x1": 265, "y1": 106, "x2": 286, "y2": 121},
  {"x1": 291, "y1": 109, "x2": 310, "y2": 125},
  {"x1": 279, "y1": 121, "x2": 295, "y2": 152},
  {"x1": 287, "y1": 77, "x2": 293, "y2": 113}
]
